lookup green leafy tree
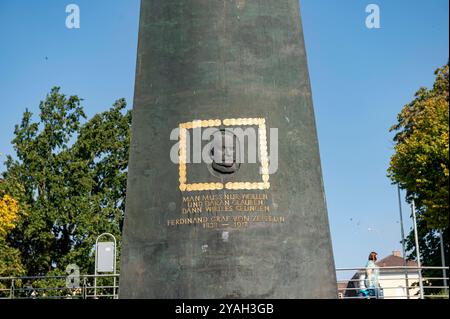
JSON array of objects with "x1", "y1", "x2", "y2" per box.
[
  {"x1": 2, "y1": 87, "x2": 131, "y2": 276},
  {"x1": 389, "y1": 63, "x2": 449, "y2": 229},
  {"x1": 389, "y1": 63, "x2": 449, "y2": 295}
]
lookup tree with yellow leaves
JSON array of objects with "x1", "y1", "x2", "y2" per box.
[
  {"x1": 389, "y1": 63, "x2": 449, "y2": 229},
  {"x1": 0, "y1": 194, "x2": 19, "y2": 238},
  {"x1": 389, "y1": 63, "x2": 448, "y2": 290},
  {"x1": 0, "y1": 182, "x2": 26, "y2": 278}
]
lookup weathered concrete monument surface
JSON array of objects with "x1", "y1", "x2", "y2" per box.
[{"x1": 120, "y1": 0, "x2": 337, "y2": 298}]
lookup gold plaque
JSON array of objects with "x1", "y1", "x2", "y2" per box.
[{"x1": 179, "y1": 118, "x2": 270, "y2": 192}]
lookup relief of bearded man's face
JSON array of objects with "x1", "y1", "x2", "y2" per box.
[{"x1": 210, "y1": 130, "x2": 240, "y2": 174}]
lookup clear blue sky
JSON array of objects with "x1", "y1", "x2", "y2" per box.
[{"x1": 0, "y1": 1, "x2": 448, "y2": 278}]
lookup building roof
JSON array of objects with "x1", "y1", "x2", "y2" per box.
[{"x1": 377, "y1": 251, "x2": 418, "y2": 268}]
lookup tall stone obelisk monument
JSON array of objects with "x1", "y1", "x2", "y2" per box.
[{"x1": 120, "y1": 0, "x2": 337, "y2": 298}]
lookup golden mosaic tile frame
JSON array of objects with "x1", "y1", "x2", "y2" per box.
[{"x1": 179, "y1": 118, "x2": 270, "y2": 192}]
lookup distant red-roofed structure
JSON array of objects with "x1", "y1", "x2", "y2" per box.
[{"x1": 377, "y1": 250, "x2": 418, "y2": 268}]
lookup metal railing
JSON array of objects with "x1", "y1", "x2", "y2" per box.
[
  {"x1": 0, "y1": 274, "x2": 119, "y2": 299},
  {"x1": 336, "y1": 266, "x2": 449, "y2": 299},
  {"x1": 1, "y1": 266, "x2": 448, "y2": 299}
]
